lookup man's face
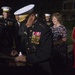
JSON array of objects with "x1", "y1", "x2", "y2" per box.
[
  {"x1": 3, "y1": 12, "x2": 9, "y2": 19},
  {"x1": 26, "y1": 14, "x2": 35, "y2": 27},
  {"x1": 45, "y1": 16, "x2": 50, "y2": 21},
  {"x1": 15, "y1": 15, "x2": 19, "y2": 21}
]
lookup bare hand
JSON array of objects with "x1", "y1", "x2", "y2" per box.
[
  {"x1": 15, "y1": 55, "x2": 26, "y2": 62},
  {"x1": 11, "y1": 50, "x2": 18, "y2": 56}
]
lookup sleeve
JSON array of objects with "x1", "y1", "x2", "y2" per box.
[
  {"x1": 26, "y1": 28, "x2": 53, "y2": 64},
  {"x1": 60, "y1": 26, "x2": 67, "y2": 38},
  {"x1": 18, "y1": 25, "x2": 25, "y2": 36}
]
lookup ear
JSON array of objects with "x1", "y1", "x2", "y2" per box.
[{"x1": 31, "y1": 14, "x2": 35, "y2": 19}]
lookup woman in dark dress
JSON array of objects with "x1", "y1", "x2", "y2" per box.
[{"x1": 50, "y1": 13, "x2": 68, "y2": 75}]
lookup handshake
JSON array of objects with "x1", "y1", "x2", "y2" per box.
[{"x1": 11, "y1": 50, "x2": 26, "y2": 62}]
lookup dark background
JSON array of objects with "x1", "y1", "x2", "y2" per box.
[{"x1": 0, "y1": 0, "x2": 64, "y2": 14}]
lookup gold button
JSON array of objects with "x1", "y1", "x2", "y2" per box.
[
  {"x1": 24, "y1": 32, "x2": 27, "y2": 35},
  {"x1": 27, "y1": 48, "x2": 29, "y2": 50},
  {"x1": 26, "y1": 43, "x2": 28, "y2": 45},
  {"x1": 30, "y1": 30, "x2": 32, "y2": 32},
  {"x1": 32, "y1": 25, "x2": 34, "y2": 28}
]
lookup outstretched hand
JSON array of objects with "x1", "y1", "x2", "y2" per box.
[{"x1": 15, "y1": 55, "x2": 26, "y2": 62}]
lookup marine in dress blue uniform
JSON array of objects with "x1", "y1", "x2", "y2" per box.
[
  {"x1": 14, "y1": 4, "x2": 53, "y2": 75},
  {"x1": 43, "y1": 13, "x2": 53, "y2": 28},
  {"x1": 0, "y1": 6, "x2": 15, "y2": 54}
]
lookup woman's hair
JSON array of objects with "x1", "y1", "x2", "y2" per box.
[{"x1": 51, "y1": 12, "x2": 63, "y2": 24}]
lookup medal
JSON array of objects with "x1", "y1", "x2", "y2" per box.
[{"x1": 31, "y1": 31, "x2": 41, "y2": 44}]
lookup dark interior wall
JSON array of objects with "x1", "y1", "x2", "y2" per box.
[{"x1": 0, "y1": 0, "x2": 64, "y2": 15}]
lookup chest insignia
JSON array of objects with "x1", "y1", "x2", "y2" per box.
[{"x1": 31, "y1": 31, "x2": 41, "y2": 44}]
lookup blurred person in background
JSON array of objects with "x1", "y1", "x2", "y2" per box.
[
  {"x1": 43, "y1": 13, "x2": 53, "y2": 28},
  {"x1": 0, "y1": 6, "x2": 15, "y2": 54},
  {"x1": 71, "y1": 26, "x2": 75, "y2": 68}
]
